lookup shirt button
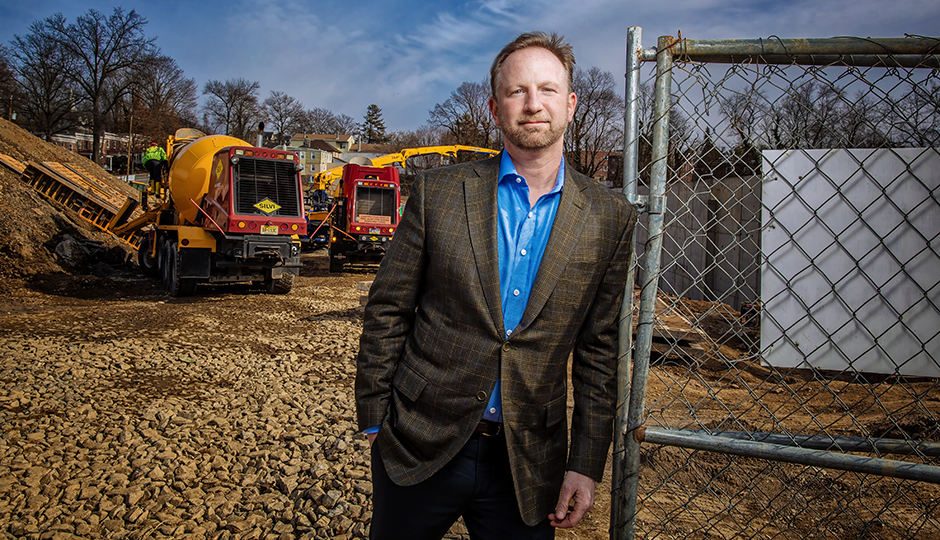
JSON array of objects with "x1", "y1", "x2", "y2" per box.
[
  {"x1": 477, "y1": 391, "x2": 487, "y2": 401},
  {"x1": 515, "y1": 177, "x2": 521, "y2": 183},
  {"x1": 528, "y1": 211, "x2": 534, "y2": 218},
  {"x1": 489, "y1": 407, "x2": 497, "y2": 414},
  {"x1": 520, "y1": 249, "x2": 527, "y2": 256},
  {"x1": 513, "y1": 289, "x2": 520, "y2": 296}
]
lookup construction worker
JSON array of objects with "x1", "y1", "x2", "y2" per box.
[{"x1": 142, "y1": 142, "x2": 168, "y2": 194}]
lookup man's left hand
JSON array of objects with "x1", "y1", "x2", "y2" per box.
[{"x1": 549, "y1": 470, "x2": 595, "y2": 528}]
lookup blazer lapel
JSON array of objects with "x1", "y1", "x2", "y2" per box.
[
  {"x1": 518, "y1": 165, "x2": 587, "y2": 331},
  {"x1": 465, "y1": 156, "x2": 505, "y2": 337}
]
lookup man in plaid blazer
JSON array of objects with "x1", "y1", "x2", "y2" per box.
[{"x1": 356, "y1": 31, "x2": 637, "y2": 539}]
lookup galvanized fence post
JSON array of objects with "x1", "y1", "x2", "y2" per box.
[
  {"x1": 611, "y1": 25, "x2": 643, "y2": 539},
  {"x1": 617, "y1": 34, "x2": 674, "y2": 540}
]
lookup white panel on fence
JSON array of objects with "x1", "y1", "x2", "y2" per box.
[{"x1": 761, "y1": 148, "x2": 940, "y2": 377}]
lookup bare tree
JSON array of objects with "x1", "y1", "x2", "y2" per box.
[
  {"x1": 129, "y1": 55, "x2": 197, "y2": 144},
  {"x1": 719, "y1": 87, "x2": 766, "y2": 147},
  {"x1": 887, "y1": 80, "x2": 940, "y2": 147},
  {"x1": 760, "y1": 82, "x2": 838, "y2": 148},
  {"x1": 635, "y1": 82, "x2": 694, "y2": 183},
  {"x1": 47, "y1": 8, "x2": 157, "y2": 164},
  {"x1": 332, "y1": 113, "x2": 357, "y2": 134},
  {"x1": 9, "y1": 21, "x2": 78, "y2": 139},
  {"x1": 735, "y1": 82, "x2": 892, "y2": 150},
  {"x1": 565, "y1": 66, "x2": 624, "y2": 179},
  {"x1": 427, "y1": 80, "x2": 498, "y2": 148},
  {"x1": 0, "y1": 45, "x2": 18, "y2": 122},
  {"x1": 296, "y1": 107, "x2": 335, "y2": 134},
  {"x1": 292, "y1": 108, "x2": 360, "y2": 138},
  {"x1": 262, "y1": 91, "x2": 304, "y2": 146},
  {"x1": 202, "y1": 78, "x2": 261, "y2": 140},
  {"x1": 387, "y1": 124, "x2": 446, "y2": 149}
]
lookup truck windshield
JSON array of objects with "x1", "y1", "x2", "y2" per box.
[{"x1": 354, "y1": 186, "x2": 397, "y2": 225}]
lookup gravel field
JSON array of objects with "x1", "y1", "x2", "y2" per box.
[
  {"x1": 0, "y1": 252, "x2": 619, "y2": 540},
  {"x1": 0, "y1": 254, "x2": 381, "y2": 539}
]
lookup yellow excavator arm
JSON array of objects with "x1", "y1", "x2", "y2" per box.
[{"x1": 310, "y1": 145, "x2": 499, "y2": 195}]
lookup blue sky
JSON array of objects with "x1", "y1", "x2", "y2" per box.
[{"x1": 1, "y1": 0, "x2": 938, "y2": 132}]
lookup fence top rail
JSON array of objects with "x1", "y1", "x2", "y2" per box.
[{"x1": 639, "y1": 35, "x2": 940, "y2": 67}]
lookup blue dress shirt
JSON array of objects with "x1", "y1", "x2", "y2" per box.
[{"x1": 482, "y1": 152, "x2": 564, "y2": 423}]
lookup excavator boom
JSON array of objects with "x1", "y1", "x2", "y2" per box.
[{"x1": 310, "y1": 145, "x2": 499, "y2": 195}]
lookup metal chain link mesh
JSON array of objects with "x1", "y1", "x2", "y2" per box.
[{"x1": 622, "y1": 36, "x2": 940, "y2": 539}]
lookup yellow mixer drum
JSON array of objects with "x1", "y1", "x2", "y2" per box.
[{"x1": 167, "y1": 132, "x2": 247, "y2": 225}]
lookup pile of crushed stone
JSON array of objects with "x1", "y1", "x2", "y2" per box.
[{"x1": 0, "y1": 118, "x2": 140, "y2": 284}]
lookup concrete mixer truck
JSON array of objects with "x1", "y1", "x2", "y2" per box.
[{"x1": 112, "y1": 128, "x2": 306, "y2": 296}]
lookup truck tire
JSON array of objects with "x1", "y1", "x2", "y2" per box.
[
  {"x1": 167, "y1": 241, "x2": 197, "y2": 297},
  {"x1": 329, "y1": 256, "x2": 344, "y2": 273},
  {"x1": 137, "y1": 237, "x2": 158, "y2": 277},
  {"x1": 160, "y1": 238, "x2": 172, "y2": 288},
  {"x1": 264, "y1": 271, "x2": 293, "y2": 294},
  {"x1": 328, "y1": 244, "x2": 345, "y2": 273}
]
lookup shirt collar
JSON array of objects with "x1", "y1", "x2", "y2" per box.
[{"x1": 498, "y1": 151, "x2": 565, "y2": 194}]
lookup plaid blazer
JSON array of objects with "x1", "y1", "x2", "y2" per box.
[{"x1": 355, "y1": 153, "x2": 637, "y2": 525}]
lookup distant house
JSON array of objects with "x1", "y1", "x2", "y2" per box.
[
  {"x1": 591, "y1": 151, "x2": 622, "y2": 187},
  {"x1": 567, "y1": 150, "x2": 623, "y2": 187},
  {"x1": 49, "y1": 130, "x2": 130, "y2": 172},
  {"x1": 279, "y1": 139, "x2": 345, "y2": 185},
  {"x1": 290, "y1": 133, "x2": 357, "y2": 152}
]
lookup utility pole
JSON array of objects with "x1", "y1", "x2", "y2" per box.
[{"x1": 127, "y1": 99, "x2": 133, "y2": 178}]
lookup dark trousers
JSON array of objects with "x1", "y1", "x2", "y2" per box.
[
  {"x1": 369, "y1": 432, "x2": 554, "y2": 540},
  {"x1": 145, "y1": 159, "x2": 166, "y2": 182}
]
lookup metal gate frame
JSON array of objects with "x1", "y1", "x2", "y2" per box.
[{"x1": 611, "y1": 28, "x2": 940, "y2": 539}]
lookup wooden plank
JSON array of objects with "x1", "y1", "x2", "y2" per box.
[
  {"x1": 19, "y1": 162, "x2": 142, "y2": 248},
  {"x1": 42, "y1": 162, "x2": 125, "y2": 212},
  {"x1": 632, "y1": 290, "x2": 710, "y2": 344},
  {"x1": 0, "y1": 154, "x2": 26, "y2": 175}
]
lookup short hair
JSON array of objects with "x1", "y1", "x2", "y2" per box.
[{"x1": 490, "y1": 32, "x2": 576, "y2": 98}]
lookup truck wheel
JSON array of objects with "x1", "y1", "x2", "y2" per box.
[
  {"x1": 265, "y1": 272, "x2": 294, "y2": 294},
  {"x1": 160, "y1": 239, "x2": 172, "y2": 288},
  {"x1": 167, "y1": 241, "x2": 197, "y2": 297},
  {"x1": 329, "y1": 256, "x2": 344, "y2": 273},
  {"x1": 137, "y1": 237, "x2": 157, "y2": 277},
  {"x1": 328, "y1": 245, "x2": 345, "y2": 273}
]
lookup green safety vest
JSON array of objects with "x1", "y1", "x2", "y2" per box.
[{"x1": 142, "y1": 146, "x2": 166, "y2": 165}]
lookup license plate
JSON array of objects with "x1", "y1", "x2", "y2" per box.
[
  {"x1": 260, "y1": 225, "x2": 278, "y2": 235},
  {"x1": 369, "y1": 228, "x2": 380, "y2": 233}
]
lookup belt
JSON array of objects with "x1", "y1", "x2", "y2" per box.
[{"x1": 473, "y1": 420, "x2": 503, "y2": 437}]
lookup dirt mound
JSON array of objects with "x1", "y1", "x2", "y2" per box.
[{"x1": 0, "y1": 118, "x2": 138, "y2": 286}]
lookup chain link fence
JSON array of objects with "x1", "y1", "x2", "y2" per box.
[{"x1": 612, "y1": 30, "x2": 940, "y2": 539}]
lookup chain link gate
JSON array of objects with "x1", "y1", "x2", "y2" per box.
[{"x1": 611, "y1": 29, "x2": 940, "y2": 539}]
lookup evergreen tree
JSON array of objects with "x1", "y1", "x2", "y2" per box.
[{"x1": 362, "y1": 103, "x2": 387, "y2": 144}]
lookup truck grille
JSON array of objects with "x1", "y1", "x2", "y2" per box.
[{"x1": 234, "y1": 158, "x2": 301, "y2": 217}]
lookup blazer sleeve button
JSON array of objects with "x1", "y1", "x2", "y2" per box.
[{"x1": 476, "y1": 390, "x2": 487, "y2": 401}]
